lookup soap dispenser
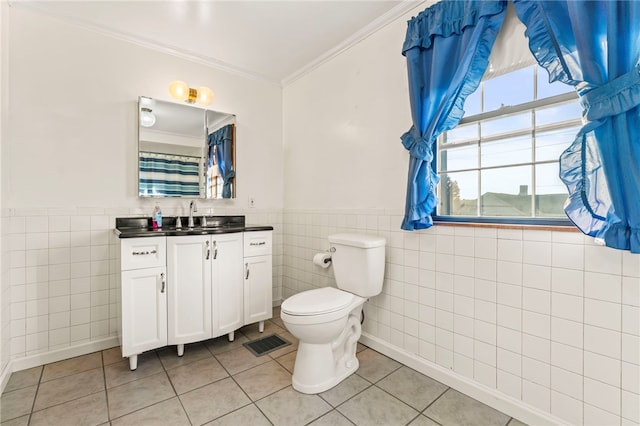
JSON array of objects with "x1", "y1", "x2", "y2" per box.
[{"x1": 152, "y1": 205, "x2": 162, "y2": 229}]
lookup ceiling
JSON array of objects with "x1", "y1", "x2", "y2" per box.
[{"x1": 14, "y1": 0, "x2": 424, "y2": 86}]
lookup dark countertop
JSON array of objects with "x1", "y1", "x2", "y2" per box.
[{"x1": 115, "y1": 215, "x2": 273, "y2": 238}]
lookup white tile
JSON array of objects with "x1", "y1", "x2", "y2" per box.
[
  {"x1": 436, "y1": 235, "x2": 454, "y2": 254},
  {"x1": 551, "y1": 243, "x2": 584, "y2": 270},
  {"x1": 70, "y1": 308, "x2": 90, "y2": 326},
  {"x1": 523, "y1": 311, "x2": 550, "y2": 339},
  {"x1": 584, "y1": 350, "x2": 621, "y2": 387},
  {"x1": 497, "y1": 228, "x2": 522, "y2": 241},
  {"x1": 522, "y1": 379, "x2": 550, "y2": 412},
  {"x1": 474, "y1": 279, "x2": 496, "y2": 302},
  {"x1": 622, "y1": 251, "x2": 640, "y2": 278},
  {"x1": 522, "y1": 334, "x2": 550, "y2": 363},
  {"x1": 26, "y1": 233, "x2": 48, "y2": 250},
  {"x1": 475, "y1": 258, "x2": 497, "y2": 281},
  {"x1": 9, "y1": 234, "x2": 26, "y2": 251},
  {"x1": 49, "y1": 216, "x2": 70, "y2": 232},
  {"x1": 49, "y1": 264, "x2": 70, "y2": 281},
  {"x1": 70, "y1": 293, "x2": 90, "y2": 310},
  {"x1": 522, "y1": 288, "x2": 550, "y2": 315},
  {"x1": 551, "y1": 267, "x2": 584, "y2": 296},
  {"x1": 454, "y1": 236, "x2": 474, "y2": 257},
  {"x1": 623, "y1": 276, "x2": 640, "y2": 307},
  {"x1": 584, "y1": 298, "x2": 621, "y2": 331},
  {"x1": 622, "y1": 362, "x2": 640, "y2": 394},
  {"x1": 474, "y1": 237, "x2": 497, "y2": 260},
  {"x1": 25, "y1": 315, "x2": 48, "y2": 334},
  {"x1": 436, "y1": 327, "x2": 454, "y2": 350},
  {"x1": 497, "y1": 305, "x2": 521, "y2": 331},
  {"x1": 551, "y1": 366, "x2": 583, "y2": 400},
  {"x1": 10, "y1": 250, "x2": 26, "y2": 268},
  {"x1": 474, "y1": 300, "x2": 496, "y2": 323},
  {"x1": 419, "y1": 322, "x2": 435, "y2": 343},
  {"x1": 622, "y1": 390, "x2": 640, "y2": 423},
  {"x1": 49, "y1": 328, "x2": 70, "y2": 347},
  {"x1": 90, "y1": 215, "x2": 110, "y2": 230},
  {"x1": 497, "y1": 370, "x2": 521, "y2": 400},
  {"x1": 585, "y1": 271, "x2": 622, "y2": 303},
  {"x1": 584, "y1": 325, "x2": 621, "y2": 359},
  {"x1": 497, "y1": 261, "x2": 522, "y2": 285},
  {"x1": 454, "y1": 256, "x2": 474, "y2": 277},
  {"x1": 522, "y1": 264, "x2": 551, "y2": 290},
  {"x1": 70, "y1": 231, "x2": 91, "y2": 247},
  {"x1": 453, "y1": 314, "x2": 473, "y2": 337},
  {"x1": 419, "y1": 340, "x2": 435, "y2": 362},
  {"x1": 435, "y1": 346, "x2": 453, "y2": 369},
  {"x1": 523, "y1": 241, "x2": 551, "y2": 266},
  {"x1": 583, "y1": 403, "x2": 621, "y2": 426},
  {"x1": 26, "y1": 216, "x2": 48, "y2": 233},
  {"x1": 436, "y1": 309, "x2": 454, "y2": 331},
  {"x1": 551, "y1": 391, "x2": 583, "y2": 426},
  {"x1": 70, "y1": 262, "x2": 91, "y2": 279},
  {"x1": 551, "y1": 292, "x2": 583, "y2": 322},
  {"x1": 25, "y1": 249, "x2": 48, "y2": 267},
  {"x1": 622, "y1": 333, "x2": 639, "y2": 364},
  {"x1": 435, "y1": 272, "x2": 454, "y2": 293},
  {"x1": 497, "y1": 283, "x2": 521, "y2": 308},
  {"x1": 584, "y1": 244, "x2": 622, "y2": 275},
  {"x1": 623, "y1": 305, "x2": 640, "y2": 336},
  {"x1": 9, "y1": 217, "x2": 26, "y2": 234},
  {"x1": 49, "y1": 248, "x2": 70, "y2": 265},
  {"x1": 551, "y1": 317, "x2": 584, "y2": 348},
  {"x1": 497, "y1": 239, "x2": 522, "y2": 263},
  {"x1": 474, "y1": 361, "x2": 496, "y2": 388},
  {"x1": 26, "y1": 331, "x2": 48, "y2": 352},
  {"x1": 497, "y1": 348, "x2": 521, "y2": 375},
  {"x1": 454, "y1": 275, "x2": 474, "y2": 297},
  {"x1": 552, "y1": 231, "x2": 585, "y2": 245},
  {"x1": 70, "y1": 277, "x2": 91, "y2": 294},
  {"x1": 522, "y1": 356, "x2": 550, "y2": 387},
  {"x1": 90, "y1": 230, "x2": 110, "y2": 246},
  {"x1": 49, "y1": 311, "x2": 70, "y2": 330},
  {"x1": 91, "y1": 320, "x2": 110, "y2": 338},
  {"x1": 454, "y1": 295, "x2": 474, "y2": 317},
  {"x1": 584, "y1": 377, "x2": 620, "y2": 415},
  {"x1": 404, "y1": 266, "x2": 419, "y2": 285},
  {"x1": 474, "y1": 320, "x2": 496, "y2": 345},
  {"x1": 419, "y1": 251, "x2": 436, "y2": 271},
  {"x1": 436, "y1": 291, "x2": 454, "y2": 313},
  {"x1": 474, "y1": 340, "x2": 496, "y2": 366},
  {"x1": 497, "y1": 326, "x2": 521, "y2": 353},
  {"x1": 453, "y1": 353, "x2": 474, "y2": 379},
  {"x1": 49, "y1": 280, "x2": 70, "y2": 298},
  {"x1": 49, "y1": 232, "x2": 70, "y2": 248},
  {"x1": 454, "y1": 333, "x2": 474, "y2": 358},
  {"x1": 49, "y1": 295, "x2": 70, "y2": 314}
]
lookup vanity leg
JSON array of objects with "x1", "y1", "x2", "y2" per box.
[
  {"x1": 177, "y1": 344, "x2": 184, "y2": 357},
  {"x1": 228, "y1": 331, "x2": 235, "y2": 342},
  {"x1": 259, "y1": 321, "x2": 265, "y2": 333},
  {"x1": 129, "y1": 355, "x2": 138, "y2": 371}
]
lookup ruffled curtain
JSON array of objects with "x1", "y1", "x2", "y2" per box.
[
  {"x1": 400, "y1": 0, "x2": 507, "y2": 230},
  {"x1": 207, "y1": 124, "x2": 236, "y2": 199},
  {"x1": 513, "y1": 0, "x2": 640, "y2": 251}
]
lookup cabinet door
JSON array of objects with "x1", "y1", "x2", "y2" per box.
[
  {"x1": 167, "y1": 235, "x2": 212, "y2": 345},
  {"x1": 121, "y1": 266, "x2": 167, "y2": 357},
  {"x1": 244, "y1": 255, "x2": 273, "y2": 324},
  {"x1": 212, "y1": 233, "x2": 244, "y2": 336}
]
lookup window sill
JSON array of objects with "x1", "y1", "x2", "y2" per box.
[{"x1": 433, "y1": 220, "x2": 579, "y2": 232}]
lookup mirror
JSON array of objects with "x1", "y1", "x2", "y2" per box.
[{"x1": 138, "y1": 96, "x2": 236, "y2": 199}]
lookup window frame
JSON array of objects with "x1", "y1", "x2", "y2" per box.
[{"x1": 432, "y1": 69, "x2": 579, "y2": 227}]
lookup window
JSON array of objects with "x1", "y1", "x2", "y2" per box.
[{"x1": 435, "y1": 65, "x2": 581, "y2": 225}]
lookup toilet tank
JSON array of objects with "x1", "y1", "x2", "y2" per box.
[{"x1": 328, "y1": 233, "x2": 386, "y2": 297}]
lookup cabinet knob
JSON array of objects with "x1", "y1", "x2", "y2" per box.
[
  {"x1": 213, "y1": 241, "x2": 218, "y2": 260},
  {"x1": 132, "y1": 249, "x2": 157, "y2": 256},
  {"x1": 205, "y1": 241, "x2": 210, "y2": 260},
  {"x1": 245, "y1": 263, "x2": 250, "y2": 279},
  {"x1": 160, "y1": 273, "x2": 166, "y2": 293}
]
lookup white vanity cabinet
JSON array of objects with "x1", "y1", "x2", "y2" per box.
[
  {"x1": 166, "y1": 235, "x2": 212, "y2": 356},
  {"x1": 243, "y1": 231, "x2": 273, "y2": 331},
  {"x1": 120, "y1": 237, "x2": 167, "y2": 371},
  {"x1": 117, "y1": 224, "x2": 272, "y2": 368}
]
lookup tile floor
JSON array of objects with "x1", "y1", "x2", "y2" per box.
[{"x1": 1, "y1": 309, "x2": 527, "y2": 426}]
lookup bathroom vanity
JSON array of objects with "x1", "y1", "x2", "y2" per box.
[{"x1": 115, "y1": 216, "x2": 272, "y2": 370}]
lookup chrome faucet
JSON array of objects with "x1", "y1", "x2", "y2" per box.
[{"x1": 188, "y1": 200, "x2": 197, "y2": 228}]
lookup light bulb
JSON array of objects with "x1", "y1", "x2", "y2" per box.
[
  {"x1": 196, "y1": 86, "x2": 214, "y2": 106},
  {"x1": 168, "y1": 80, "x2": 189, "y2": 101},
  {"x1": 140, "y1": 108, "x2": 156, "y2": 127}
]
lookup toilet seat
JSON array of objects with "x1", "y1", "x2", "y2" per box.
[{"x1": 281, "y1": 287, "x2": 364, "y2": 325}]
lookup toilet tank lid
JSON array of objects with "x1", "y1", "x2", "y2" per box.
[{"x1": 328, "y1": 233, "x2": 386, "y2": 248}]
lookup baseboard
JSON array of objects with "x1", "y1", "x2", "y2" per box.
[
  {"x1": 359, "y1": 333, "x2": 566, "y2": 426},
  {"x1": 7, "y1": 337, "x2": 119, "y2": 381}
]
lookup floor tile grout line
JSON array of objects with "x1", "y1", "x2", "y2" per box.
[
  {"x1": 25, "y1": 364, "x2": 45, "y2": 425},
  {"x1": 100, "y1": 352, "x2": 112, "y2": 423}
]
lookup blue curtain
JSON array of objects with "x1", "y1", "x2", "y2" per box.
[
  {"x1": 400, "y1": 0, "x2": 507, "y2": 230},
  {"x1": 513, "y1": 0, "x2": 640, "y2": 252},
  {"x1": 208, "y1": 124, "x2": 236, "y2": 199}
]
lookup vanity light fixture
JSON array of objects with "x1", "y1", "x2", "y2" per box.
[
  {"x1": 139, "y1": 107, "x2": 156, "y2": 127},
  {"x1": 168, "y1": 80, "x2": 214, "y2": 106}
]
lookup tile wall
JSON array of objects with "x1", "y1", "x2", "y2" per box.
[
  {"x1": 282, "y1": 209, "x2": 640, "y2": 426},
  {"x1": 4, "y1": 207, "x2": 282, "y2": 363},
  {"x1": 1, "y1": 209, "x2": 10, "y2": 375}
]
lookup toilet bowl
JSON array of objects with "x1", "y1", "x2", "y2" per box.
[{"x1": 281, "y1": 233, "x2": 386, "y2": 394}]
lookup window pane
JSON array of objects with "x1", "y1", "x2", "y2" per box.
[
  {"x1": 439, "y1": 145, "x2": 478, "y2": 172},
  {"x1": 481, "y1": 135, "x2": 531, "y2": 168},
  {"x1": 536, "y1": 126, "x2": 581, "y2": 162},
  {"x1": 481, "y1": 166, "x2": 532, "y2": 216},
  {"x1": 445, "y1": 123, "x2": 478, "y2": 144},
  {"x1": 481, "y1": 112, "x2": 531, "y2": 137},
  {"x1": 463, "y1": 87, "x2": 482, "y2": 116},
  {"x1": 537, "y1": 66, "x2": 573, "y2": 99},
  {"x1": 438, "y1": 171, "x2": 478, "y2": 216},
  {"x1": 535, "y1": 163, "x2": 567, "y2": 217},
  {"x1": 484, "y1": 66, "x2": 534, "y2": 112},
  {"x1": 536, "y1": 102, "x2": 582, "y2": 126}
]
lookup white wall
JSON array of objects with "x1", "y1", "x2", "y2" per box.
[
  {"x1": 0, "y1": 0, "x2": 9, "y2": 387},
  {"x1": 281, "y1": 4, "x2": 640, "y2": 426},
  {"x1": 8, "y1": 5, "x2": 283, "y2": 211},
  {"x1": 1, "y1": 5, "x2": 284, "y2": 371}
]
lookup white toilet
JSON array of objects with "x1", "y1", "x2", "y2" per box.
[{"x1": 280, "y1": 233, "x2": 386, "y2": 394}]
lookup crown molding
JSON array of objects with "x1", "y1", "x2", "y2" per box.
[
  {"x1": 10, "y1": 1, "x2": 282, "y2": 87},
  {"x1": 281, "y1": 0, "x2": 427, "y2": 87}
]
